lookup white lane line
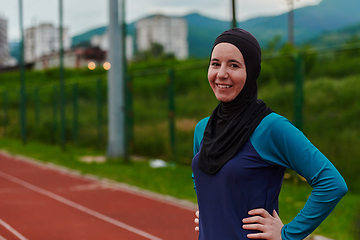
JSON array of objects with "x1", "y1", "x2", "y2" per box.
[
  {"x1": 0, "y1": 171, "x2": 162, "y2": 240},
  {"x1": 0, "y1": 235, "x2": 8, "y2": 240},
  {"x1": 0, "y1": 218, "x2": 28, "y2": 240},
  {"x1": 0, "y1": 151, "x2": 198, "y2": 212}
]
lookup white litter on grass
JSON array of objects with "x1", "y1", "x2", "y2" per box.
[
  {"x1": 149, "y1": 159, "x2": 168, "y2": 168},
  {"x1": 312, "y1": 236, "x2": 334, "y2": 240},
  {"x1": 79, "y1": 156, "x2": 106, "y2": 163},
  {"x1": 305, "y1": 235, "x2": 334, "y2": 240}
]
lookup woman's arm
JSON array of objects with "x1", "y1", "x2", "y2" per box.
[
  {"x1": 192, "y1": 117, "x2": 210, "y2": 232},
  {"x1": 192, "y1": 117, "x2": 210, "y2": 192},
  {"x1": 250, "y1": 114, "x2": 348, "y2": 240}
]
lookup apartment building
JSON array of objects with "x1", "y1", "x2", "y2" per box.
[
  {"x1": 91, "y1": 33, "x2": 134, "y2": 60},
  {"x1": 136, "y1": 15, "x2": 188, "y2": 60},
  {"x1": 0, "y1": 16, "x2": 10, "y2": 66},
  {"x1": 25, "y1": 23, "x2": 71, "y2": 63}
]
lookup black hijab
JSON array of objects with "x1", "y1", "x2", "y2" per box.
[{"x1": 198, "y1": 28, "x2": 273, "y2": 175}]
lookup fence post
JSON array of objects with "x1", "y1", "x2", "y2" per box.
[
  {"x1": 294, "y1": 53, "x2": 304, "y2": 130},
  {"x1": 168, "y1": 69, "x2": 176, "y2": 164},
  {"x1": 72, "y1": 83, "x2": 78, "y2": 143},
  {"x1": 52, "y1": 85, "x2": 58, "y2": 143},
  {"x1": 34, "y1": 87, "x2": 40, "y2": 133},
  {"x1": 97, "y1": 78, "x2": 103, "y2": 147},
  {"x1": 125, "y1": 73, "x2": 133, "y2": 161},
  {"x1": 3, "y1": 91, "x2": 8, "y2": 136}
]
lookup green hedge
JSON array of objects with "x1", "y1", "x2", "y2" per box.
[{"x1": 1, "y1": 52, "x2": 360, "y2": 192}]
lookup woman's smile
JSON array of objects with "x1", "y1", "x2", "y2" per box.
[{"x1": 216, "y1": 83, "x2": 232, "y2": 89}]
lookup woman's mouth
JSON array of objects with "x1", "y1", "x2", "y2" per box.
[{"x1": 216, "y1": 83, "x2": 232, "y2": 89}]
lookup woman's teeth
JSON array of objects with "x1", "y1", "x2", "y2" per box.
[{"x1": 217, "y1": 84, "x2": 231, "y2": 88}]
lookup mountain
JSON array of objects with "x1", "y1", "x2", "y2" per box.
[
  {"x1": 71, "y1": 23, "x2": 136, "y2": 48},
  {"x1": 9, "y1": 0, "x2": 360, "y2": 59},
  {"x1": 239, "y1": 0, "x2": 360, "y2": 46},
  {"x1": 9, "y1": 41, "x2": 20, "y2": 62},
  {"x1": 305, "y1": 22, "x2": 360, "y2": 47},
  {"x1": 185, "y1": 0, "x2": 360, "y2": 57},
  {"x1": 185, "y1": 13, "x2": 229, "y2": 58},
  {"x1": 71, "y1": 0, "x2": 360, "y2": 58},
  {"x1": 71, "y1": 26, "x2": 107, "y2": 47}
]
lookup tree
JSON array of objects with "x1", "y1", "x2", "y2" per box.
[{"x1": 134, "y1": 42, "x2": 175, "y2": 61}]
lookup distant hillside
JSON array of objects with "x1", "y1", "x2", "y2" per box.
[
  {"x1": 9, "y1": 41, "x2": 20, "y2": 62},
  {"x1": 71, "y1": 23, "x2": 136, "y2": 48},
  {"x1": 240, "y1": 0, "x2": 360, "y2": 45},
  {"x1": 69, "y1": 0, "x2": 360, "y2": 58},
  {"x1": 186, "y1": 0, "x2": 360, "y2": 57},
  {"x1": 9, "y1": 0, "x2": 360, "y2": 59},
  {"x1": 184, "y1": 13, "x2": 228, "y2": 58},
  {"x1": 305, "y1": 23, "x2": 360, "y2": 47},
  {"x1": 72, "y1": 26, "x2": 107, "y2": 47}
]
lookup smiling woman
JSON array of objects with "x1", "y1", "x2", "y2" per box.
[{"x1": 191, "y1": 28, "x2": 348, "y2": 240}]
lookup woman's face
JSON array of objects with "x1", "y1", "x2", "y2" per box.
[{"x1": 208, "y1": 42, "x2": 247, "y2": 103}]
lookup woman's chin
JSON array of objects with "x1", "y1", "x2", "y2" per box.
[{"x1": 215, "y1": 95, "x2": 235, "y2": 103}]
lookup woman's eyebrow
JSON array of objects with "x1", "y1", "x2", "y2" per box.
[
  {"x1": 229, "y1": 59, "x2": 244, "y2": 66},
  {"x1": 210, "y1": 58, "x2": 219, "y2": 62},
  {"x1": 228, "y1": 59, "x2": 241, "y2": 64},
  {"x1": 210, "y1": 58, "x2": 243, "y2": 65}
]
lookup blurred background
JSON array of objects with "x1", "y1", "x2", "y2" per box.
[{"x1": 0, "y1": 0, "x2": 360, "y2": 239}]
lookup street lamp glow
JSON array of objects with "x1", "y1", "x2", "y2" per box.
[
  {"x1": 103, "y1": 62, "x2": 111, "y2": 70},
  {"x1": 88, "y1": 62, "x2": 96, "y2": 70}
]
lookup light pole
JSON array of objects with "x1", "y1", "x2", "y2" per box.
[
  {"x1": 231, "y1": 0, "x2": 237, "y2": 28},
  {"x1": 59, "y1": 0, "x2": 66, "y2": 150},
  {"x1": 107, "y1": 0, "x2": 127, "y2": 159},
  {"x1": 287, "y1": 0, "x2": 295, "y2": 45}
]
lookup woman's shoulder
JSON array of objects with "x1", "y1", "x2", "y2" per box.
[
  {"x1": 251, "y1": 112, "x2": 300, "y2": 145},
  {"x1": 193, "y1": 117, "x2": 209, "y2": 146},
  {"x1": 195, "y1": 117, "x2": 210, "y2": 133},
  {"x1": 260, "y1": 112, "x2": 291, "y2": 125},
  {"x1": 256, "y1": 112, "x2": 295, "y2": 133}
]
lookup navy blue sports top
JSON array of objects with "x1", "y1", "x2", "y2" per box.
[{"x1": 192, "y1": 113, "x2": 347, "y2": 240}]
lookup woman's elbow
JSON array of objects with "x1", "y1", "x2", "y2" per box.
[
  {"x1": 332, "y1": 176, "x2": 348, "y2": 198},
  {"x1": 338, "y1": 180, "x2": 348, "y2": 197}
]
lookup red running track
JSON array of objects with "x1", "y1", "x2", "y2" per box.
[{"x1": 0, "y1": 152, "x2": 198, "y2": 240}]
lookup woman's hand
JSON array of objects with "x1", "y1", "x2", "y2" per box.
[
  {"x1": 194, "y1": 211, "x2": 199, "y2": 232},
  {"x1": 242, "y1": 208, "x2": 283, "y2": 240}
]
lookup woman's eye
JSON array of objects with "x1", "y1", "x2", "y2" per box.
[
  {"x1": 231, "y1": 64, "x2": 239, "y2": 68},
  {"x1": 211, "y1": 62, "x2": 220, "y2": 66}
]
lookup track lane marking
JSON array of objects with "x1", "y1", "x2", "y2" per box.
[
  {"x1": 0, "y1": 151, "x2": 197, "y2": 212},
  {"x1": 0, "y1": 171, "x2": 162, "y2": 240},
  {"x1": 0, "y1": 218, "x2": 28, "y2": 240}
]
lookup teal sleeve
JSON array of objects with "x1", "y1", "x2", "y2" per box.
[
  {"x1": 250, "y1": 113, "x2": 348, "y2": 240},
  {"x1": 192, "y1": 117, "x2": 210, "y2": 192}
]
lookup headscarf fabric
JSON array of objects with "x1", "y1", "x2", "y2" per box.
[{"x1": 198, "y1": 28, "x2": 273, "y2": 175}]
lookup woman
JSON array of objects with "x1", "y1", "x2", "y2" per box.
[{"x1": 191, "y1": 28, "x2": 347, "y2": 240}]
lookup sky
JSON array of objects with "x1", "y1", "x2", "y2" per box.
[{"x1": 0, "y1": 0, "x2": 322, "y2": 41}]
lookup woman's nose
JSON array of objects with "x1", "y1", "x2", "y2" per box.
[{"x1": 217, "y1": 66, "x2": 228, "y2": 79}]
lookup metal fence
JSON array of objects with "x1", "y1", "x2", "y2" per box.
[{"x1": 1, "y1": 43, "x2": 360, "y2": 164}]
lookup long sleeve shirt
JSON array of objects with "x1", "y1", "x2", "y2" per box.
[{"x1": 192, "y1": 112, "x2": 347, "y2": 240}]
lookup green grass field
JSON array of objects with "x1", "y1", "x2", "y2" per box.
[
  {"x1": 2, "y1": 51, "x2": 360, "y2": 239},
  {"x1": 0, "y1": 137, "x2": 359, "y2": 240}
]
